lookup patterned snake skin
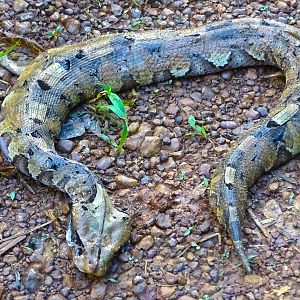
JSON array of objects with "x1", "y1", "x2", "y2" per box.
[{"x1": 0, "y1": 18, "x2": 300, "y2": 275}]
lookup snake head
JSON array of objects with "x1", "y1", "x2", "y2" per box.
[{"x1": 66, "y1": 183, "x2": 131, "y2": 276}]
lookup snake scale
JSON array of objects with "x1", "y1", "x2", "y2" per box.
[{"x1": 0, "y1": 18, "x2": 300, "y2": 276}]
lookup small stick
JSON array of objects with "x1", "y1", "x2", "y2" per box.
[
  {"x1": 0, "y1": 235, "x2": 26, "y2": 256},
  {"x1": 248, "y1": 208, "x2": 271, "y2": 239},
  {"x1": 0, "y1": 220, "x2": 53, "y2": 244}
]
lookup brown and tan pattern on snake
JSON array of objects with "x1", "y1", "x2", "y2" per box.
[{"x1": 0, "y1": 18, "x2": 300, "y2": 275}]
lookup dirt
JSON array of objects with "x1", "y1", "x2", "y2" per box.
[{"x1": 0, "y1": 0, "x2": 299, "y2": 299}]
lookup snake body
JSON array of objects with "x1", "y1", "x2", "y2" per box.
[{"x1": 0, "y1": 19, "x2": 300, "y2": 275}]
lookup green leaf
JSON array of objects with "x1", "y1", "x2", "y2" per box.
[
  {"x1": 10, "y1": 191, "x2": 16, "y2": 200},
  {"x1": 98, "y1": 133, "x2": 111, "y2": 143},
  {"x1": 203, "y1": 177, "x2": 209, "y2": 188},
  {"x1": 97, "y1": 104, "x2": 109, "y2": 111},
  {"x1": 108, "y1": 93, "x2": 127, "y2": 119},
  {"x1": 0, "y1": 41, "x2": 20, "y2": 59},
  {"x1": 183, "y1": 226, "x2": 194, "y2": 237},
  {"x1": 194, "y1": 124, "x2": 207, "y2": 138},
  {"x1": 247, "y1": 254, "x2": 256, "y2": 262},
  {"x1": 108, "y1": 278, "x2": 118, "y2": 283},
  {"x1": 104, "y1": 84, "x2": 112, "y2": 94},
  {"x1": 117, "y1": 122, "x2": 128, "y2": 153},
  {"x1": 188, "y1": 115, "x2": 196, "y2": 127}
]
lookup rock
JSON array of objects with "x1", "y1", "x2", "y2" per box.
[
  {"x1": 162, "y1": 8, "x2": 174, "y2": 16},
  {"x1": 156, "y1": 213, "x2": 172, "y2": 229},
  {"x1": 56, "y1": 139, "x2": 76, "y2": 154},
  {"x1": 166, "y1": 104, "x2": 179, "y2": 115},
  {"x1": 178, "y1": 98, "x2": 197, "y2": 108},
  {"x1": 160, "y1": 286, "x2": 176, "y2": 298},
  {"x1": 221, "y1": 70, "x2": 233, "y2": 81},
  {"x1": 170, "y1": 138, "x2": 182, "y2": 151},
  {"x1": 198, "y1": 163, "x2": 212, "y2": 178},
  {"x1": 277, "y1": 1, "x2": 289, "y2": 11},
  {"x1": 245, "y1": 108, "x2": 260, "y2": 120},
  {"x1": 220, "y1": 121, "x2": 238, "y2": 129},
  {"x1": 111, "y1": 3, "x2": 123, "y2": 16},
  {"x1": 177, "y1": 296, "x2": 196, "y2": 300},
  {"x1": 66, "y1": 19, "x2": 81, "y2": 34},
  {"x1": 257, "y1": 106, "x2": 268, "y2": 117},
  {"x1": 153, "y1": 126, "x2": 171, "y2": 139},
  {"x1": 268, "y1": 182, "x2": 279, "y2": 192},
  {"x1": 165, "y1": 272, "x2": 177, "y2": 285},
  {"x1": 115, "y1": 175, "x2": 138, "y2": 188},
  {"x1": 23, "y1": 268, "x2": 44, "y2": 293},
  {"x1": 128, "y1": 122, "x2": 140, "y2": 134},
  {"x1": 15, "y1": 21, "x2": 31, "y2": 34},
  {"x1": 140, "y1": 136, "x2": 161, "y2": 157},
  {"x1": 150, "y1": 226, "x2": 165, "y2": 238},
  {"x1": 47, "y1": 295, "x2": 67, "y2": 300},
  {"x1": 90, "y1": 282, "x2": 107, "y2": 299},
  {"x1": 199, "y1": 220, "x2": 211, "y2": 233},
  {"x1": 190, "y1": 92, "x2": 202, "y2": 102},
  {"x1": 13, "y1": 0, "x2": 29, "y2": 13},
  {"x1": 245, "y1": 68, "x2": 258, "y2": 80},
  {"x1": 263, "y1": 199, "x2": 282, "y2": 219},
  {"x1": 138, "y1": 236, "x2": 154, "y2": 251},
  {"x1": 96, "y1": 156, "x2": 114, "y2": 170},
  {"x1": 126, "y1": 123, "x2": 152, "y2": 150},
  {"x1": 244, "y1": 274, "x2": 263, "y2": 285}
]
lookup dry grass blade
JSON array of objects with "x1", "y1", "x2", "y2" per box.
[{"x1": 248, "y1": 208, "x2": 271, "y2": 239}]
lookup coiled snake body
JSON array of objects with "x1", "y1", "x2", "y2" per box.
[{"x1": 1, "y1": 19, "x2": 300, "y2": 275}]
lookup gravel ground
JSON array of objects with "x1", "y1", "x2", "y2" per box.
[{"x1": 0, "y1": 0, "x2": 300, "y2": 299}]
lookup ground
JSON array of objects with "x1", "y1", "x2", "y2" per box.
[{"x1": 0, "y1": 0, "x2": 300, "y2": 299}]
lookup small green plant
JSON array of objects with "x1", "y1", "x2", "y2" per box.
[
  {"x1": 187, "y1": 115, "x2": 207, "y2": 138},
  {"x1": 247, "y1": 254, "x2": 256, "y2": 262},
  {"x1": 0, "y1": 40, "x2": 20, "y2": 59},
  {"x1": 108, "y1": 277, "x2": 118, "y2": 283},
  {"x1": 23, "y1": 246, "x2": 33, "y2": 254},
  {"x1": 128, "y1": 255, "x2": 139, "y2": 264},
  {"x1": 10, "y1": 191, "x2": 16, "y2": 200},
  {"x1": 183, "y1": 226, "x2": 194, "y2": 237},
  {"x1": 199, "y1": 295, "x2": 210, "y2": 300},
  {"x1": 191, "y1": 241, "x2": 200, "y2": 250},
  {"x1": 258, "y1": 5, "x2": 269, "y2": 12},
  {"x1": 97, "y1": 84, "x2": 129, "y2": 153},
  {"x1": 178, "y1": 171, "x2": 186, "y2": 181},
  {"x1": 48, "y1": 25, "x2": 64, "y2": 40},
  {"x1": 222, "y1": 249, "x2": 230, "y2": 260},
  {"x1": 203, "y1": 177, "x2": 209, "y2": 188},
  {"x1": 131, "y1": 18, "x2": 145, "y2": 29}
]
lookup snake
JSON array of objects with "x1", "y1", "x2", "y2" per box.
[{"x1": 0, "y1": 18, "x2": 299, "y2": 275}]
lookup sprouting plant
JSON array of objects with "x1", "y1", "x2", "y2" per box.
[
  {"x1": 247, "y1": 254, "x2": 256, "y2": 262},
  {"x1": 128, "y1": 255, "x2": 139, "y2": 264},
  {"x1": 10, "y1": 191, "x2": 16, "y2": 200},
  {"x1": 187, "y1": 115, "x2": 207, "y2": 138},
  {"x1": 178, "y1": 171, "x2": 186, "y2": 181},
  {"x1": 258, "y1": 5, "x2": 269, "y2": 12},
  {"x1": 131, "y1": 18, "x2": 145, "y2": 29},
  {"x1": 48, "y1": 25, "x2": 64, "y2": 40},
  {"x1": 183, "y1": 226, "x2": 194, "y2": 237},
  {"x1": 96, "y1": 84, "x2": 129, "y2": 153},
  {"x1": 0, "y1": 40, "x2": 20, "y2": 59},
  {"x1": 203, "y1": 177, "x2": 209, "y2": 188},
  {"x1": 108, "y1": 277, "x2": 118, "y2": 283},
  {"x1": 222, "y1": 249, "x2": 230, "y2": 260},
  {"x1": 191, "y1": 241, "x2": 200, "y2": 250},
  {"x1": 199, "y1": 295, "x2": 210, "y2": 300}
]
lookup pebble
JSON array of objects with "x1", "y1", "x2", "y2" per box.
[
  {"x1": 47, "y1": 295, "x2": 67, "y2": 300},
  {"x1": 96, "y1": 156, "x2": 114, "y2": 170},
  {"x1": 198, "y1": 163, "x2": 211, "y2": 178},
  {"x1": 245, "y1": 68, "x2": 258, "y2": 80},
  {"x1": 257, "y1": 106, "x2": 268, "y2": 117},
  {"x1": 245, "y1": 108, "x2": 260, "y2": 120},
  {"x1": 66, "y1": 19, "x2": 81, "y2": 34},
  {"x1": 156, "y1": 213, "x2": 172, "y2": 229},
  {"x1": 170, "y1": 138, "x2": 182, "y2": 151},
  {"x1": 138, "y1": 235, "x2": 154, "y2": 251},
  {"x1": 15, "y1": 21, "x2": 31, "y2": 34},
  {"x1": 220, "y1": 121, "x2": 238, "y2": 129},
  {"x1": 115, "y1": 175, "x2": 138, "y2": 188},
  {"x1": 13, "y1": 0, "x2": 29, "y2": 13},
  {"x1": 90, "y1": 282, "x2": 107, "y2": 299},
  {"x1": 150, "y1": 226, "x2": 165, "y2": 238},
  {"x1": 110, "y1": 4, "x2": 123, "y2": 16},
  {"x1": 160, "y1": 286, "x2": 176, "y2": 298},
  {"x1": 221, "y1": 70, "x2": 233, "y2": 81},
  {"x1": 140, "y1": 136, "x2": 161, "y2": 157},
  {"x1": 268, "y1": 182, "x2": 279, "y2": 192},
  {"x1": 56, "y1": 139, "x2": 76, "y2": 154},
  {"x1": 244, "y1": 275, "x2": 263, "y2": 285}
]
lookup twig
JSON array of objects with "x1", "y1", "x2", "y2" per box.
[
  {"x1": 19, "y1": 177, "x2": 36, "y2": 194},
  {"x1": 248, "y1": 208, "x2": 271, "y2": 239},
  {"x1": 0, "y1": 235, "x2": 26, "y2": 256},
  {"x1": 0, "y1": 220, "x2": 53, "y2": 244},
  {"x1": 177, "y1": 232, "x2": 221, "y2": 258}
]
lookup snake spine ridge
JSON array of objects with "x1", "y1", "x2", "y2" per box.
[{"x1": 1, "y1": 18, "x2": 300, "y2": 275}]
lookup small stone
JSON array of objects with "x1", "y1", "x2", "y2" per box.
[
  {"x1": 190, "y1": 92, "x2": 202, "y2": 102},
  {"x1": 160, "y1": 286, "x2": 176, "y2": 298},
  {"x1": 257, "y1": 106, "x2": 268, "y2": 117},
  {"x1": 90, "y1": 282, "x2": 107, "y2": 299},
  {"x1": 245, "y1": 68, "x2": 258, "y2": 80},
  {"x1": 140, "y1": 136, "x2": 161, "y2": 157},
  {"x1": 150, "y1": 226, "x2": 165, "y2": 238},
  {"x1": 138, "y1": 236, "x2": 154, "y2": 251},
  {"x1": 15, "y1": 21, "x2": 31, "y2": 34},
  {"x1": 166, "y1": 104, "x2": 179, "y2": 115},
  {"x1": 162, "y1": 8, "x2": 174, "y2": 16},
  {"x1": 111, "y1": 3, "x2": 123, "y2": 16},
  {"x1": 13, "y1": 0, "x2": 29, "y2": 13},
  {"x1": 177, "y1": 296, "x2": 196, "y2": 300},
  {"x1": 23, "y1": 268, "x2": 44, "y2": 293},
  {"x1": 156, "y1": 213, "x2": 172, "y2": 229},
  {"x1": 18, "y1": 12, "x2": 34, "y2": 21},
  {"x1": 47, "y1": 295, "x2": 67, "y2": 300},
  {"x1": 198, "y1": 163, "x2": 211, "y2": 178},
  {"x1": 220, "y1": 121, "x2": 238, "y2": 129},
  {"x1": 66, "y1": 19, "x2": 81, "y2": 34},
  {"x1": 165, "y1": 272, "x2": 177, "y2": 285},
  {"x1": 96, "y1": 156, "x2": 114, "y2": 170},
  {"x1": 268, "y1": 182, "x2": 279, "y2": 192},
  {"x1": 263, "y1": 199, "x2": 282, "y2": 219},
  {"x1": 221, "y1": 70, "x2": 233, "y2": 81},
  {"x1": 178, "y1": 98, "x2": 197, "y2": 108},
  {"x1": 277, "y1": 1, "x2": 289, "y2": 11},
  {"x1": 115, "y1": 175, "x2": 138, "y2": 188},
  {"x1": 245, "y1": 108, "x2": 260, "y2": 120},
  {"x1": 56, "y1": 140, "x2": 76, "y2": 154},
  {"x1": 168, "y1": 237, "x2": 177, "y2": 247},
  {"x1": 170, "y1": 138, "x2": 181, "y2": 151},
  {"x1": 131, "y1": 8, "x2": 141, "y2": 19},
  {"x1": 244, "y1": 274, "x2": 263, "y2": 285}
]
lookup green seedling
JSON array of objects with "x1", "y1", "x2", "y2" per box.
[
  {"x1": 128, "y1": 255, "x2": 139, "y2": 264},
  {"x1": 108, "y1": 277, "x2": 118, "y2": 283},
  {"x1": 10, "y1": 191, "x2": 16, "y2": 200},
  {"x1": 247, "y1": 254, "x2": 256, "y2": 262},
  {"x1": 203, "y1": 177, "x2": 209, "y2": 188},
  {"x1": 258, "y1": 5, "x2": 269, "y2": 12},
  {"x1": 178, "y1": 171, "x2": 186, "y2": 181},
  {"x1": 97, "y1": 84, "x2": 129, "y2": 153},
  {"x1": 183, "y1": 226, "x2": 194, "y2": 237},
  {"x1": 187, "y1": 115, "x2": 207, "y2": 138},
  {"x1": 191, "y1": 241, "x2": 200, "y2": 250},
  {"x1": 48, "y1": 25, "x2": 64, "y2": 40}
]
